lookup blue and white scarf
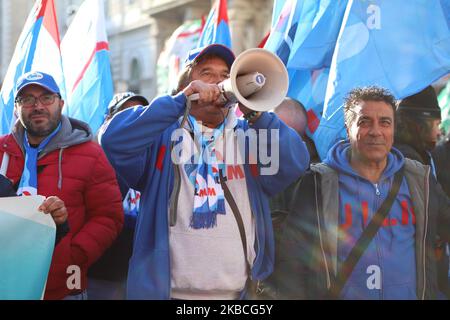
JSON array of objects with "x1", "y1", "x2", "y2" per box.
[
  {"x1": 17, "y1": 123, "x2": 61, "y2": 196},
  {"x1": 123, "y1": 188, "x2": 140, "y2": 229},
  {"x1": 186, "y1": 115, "x2": 226, "y2": 229}
]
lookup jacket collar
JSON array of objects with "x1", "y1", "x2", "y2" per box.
[{"x1": 11, "y1": 115, "x2": 92, "y2": 157}]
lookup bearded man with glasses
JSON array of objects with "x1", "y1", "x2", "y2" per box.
[
  {"x1": 14, "y1": 91, "x2": 62, "y2": 140},
  {"x1": 0, "y1": 71, "x2": 124, "y2": 300}
]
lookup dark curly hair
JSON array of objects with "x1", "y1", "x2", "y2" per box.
[{"x1": 344, "y1": 86, "x2": 397, "y2": 128}]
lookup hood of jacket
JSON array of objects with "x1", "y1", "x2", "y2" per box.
[
  {"x1": 323, "y1": 140, "x2": 405, "y2": 180},
  {"x1": 12, "y1": 115, "x2": 93, "y2": 156}
]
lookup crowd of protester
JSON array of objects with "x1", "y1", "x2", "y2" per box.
[{"x1": 1, "y1": 43, "x2": 450, "y2": 300}]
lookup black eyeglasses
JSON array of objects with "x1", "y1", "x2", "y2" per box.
[{"x1": 15, "y1": 93, "x2": 60, "y2": 108}]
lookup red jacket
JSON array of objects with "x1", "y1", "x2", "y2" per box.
[{"x1": 0, "y1": 117, "x2": 124, "y2": 299}]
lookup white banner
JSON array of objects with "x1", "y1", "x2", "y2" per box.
[{"x1": 0, "y1": 195, "x2": 56, "y2": 300}]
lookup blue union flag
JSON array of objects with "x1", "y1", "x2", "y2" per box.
[
  {"x1": 316, "y1": 0, "x2": 450, "y2": 159},
  {"x1": 0, "y1": 0, "x2": 65, "y2": 135}
]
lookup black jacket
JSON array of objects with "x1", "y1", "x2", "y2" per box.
[
  {"x1": 0, "y1": 174, "x2": 16, "y2": 197},
  {"x1": 431, "y1": 135, "x2": 450, "y2": 298},
  {"x1": 432, "y1": 135, "x2": 450, "y2": 197},
  {"x1": 394, "y1": 143, "x2": 430, "y2": 165}
]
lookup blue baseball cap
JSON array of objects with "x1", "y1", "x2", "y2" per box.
[
  {"x1": 185, "y1": 44, "x2": 235, "y2": 69},
  {"x1": 14, "y1": 71, "x2": 60, "y2": 99}
]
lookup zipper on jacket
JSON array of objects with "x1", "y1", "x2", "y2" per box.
[
  {"x1": 372, "y1": 181, "x2": 383, "y2": 298},
  {"x1": 251, "y1": 207, "x2": 258, "y2": 282},
  {"x1": 167, "y1": 144, "x2": 180, "y2": 298},
  {"x1": 168, "y1": 139, "x2": 181, "y2": 227},
  {"x1": 0, "y1": 152, "x2": 9, "y2": 176},
  {"x1": 421, "y1": 167, "x2": 430, "y2": 300},
  {"x1": 373, "y1": 183, "x2": 381, "y2": 196},
  {"x1": 169, "y1": 165, "x2": 181, "y2": 227}
]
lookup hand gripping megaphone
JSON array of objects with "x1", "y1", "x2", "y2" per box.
[{"x1": 191, "y1": 48, "x2": 289, "y2": 112}]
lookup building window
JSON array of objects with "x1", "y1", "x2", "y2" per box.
[{"x1": 129, "y1": 58, "x2": 141, "y2": 93}]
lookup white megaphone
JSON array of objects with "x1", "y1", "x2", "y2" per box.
[{"x1": 190, "y1": 48, "x2": 289, "y2": 112}]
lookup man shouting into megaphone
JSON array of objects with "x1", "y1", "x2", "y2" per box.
[{"x1": 99, "y1": 43, "x2": 310, "y2": 300}]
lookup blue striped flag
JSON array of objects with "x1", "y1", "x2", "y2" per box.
[
  {"x1": 265, "y1": 0, "x2": 347, "y2": 158},
  {"x1": 0, "y1": 0, "x2": 65, "y2": 135},
  {"x1": 197, "y1": 0, "x2": 232, "y2": 48},
  {"x1": 61, "y1": 0, "x2": 113, "y2": 134}
]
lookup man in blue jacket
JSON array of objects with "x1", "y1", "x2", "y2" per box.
[
  {"x1": 268, "y1": 86, "x2": 450, "y2": 299},
  {"x1": 99, "y1": 44, "x2": 309, "y2": 299}
]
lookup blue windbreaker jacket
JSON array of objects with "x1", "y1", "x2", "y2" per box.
[{"x1": 100, "y1": 93, "x2": 309, "y2": 299}]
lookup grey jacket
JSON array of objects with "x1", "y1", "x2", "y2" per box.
[
  {"x1": 11, "y1": 115, "x2": 93, "y2": 156},
  {"x1": 268, "y1": 158, "x2": 450, "y2": 299}
]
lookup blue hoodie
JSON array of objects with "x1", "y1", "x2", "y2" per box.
[
  {"x1": 324, "y1": 141, "x2": 417, "y2": 299},
  {"x1": 100, "y1": 93, "x2": 309, "y2": 299}
]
